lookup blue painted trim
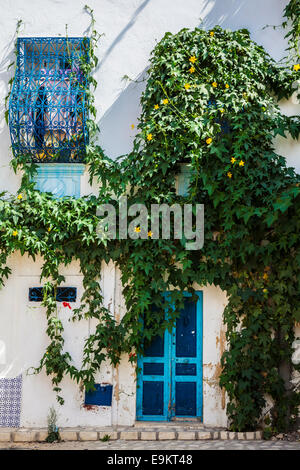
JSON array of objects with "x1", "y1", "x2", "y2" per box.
[
  {"x1": 136, "y1": 291, "x2": 203, "y2": 421},
  {"x1": 32, "y1": 163, "x2": 85, "y2": 198},
  {"x1": 36, "y1": 163, "x2": 85, "y2": 177},
  {"x1": 177, "y1": 164, "x2": 192, "y2": 196}
]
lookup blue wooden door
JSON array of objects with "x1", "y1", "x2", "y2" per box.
[{"x1": 136, "y1": 291, "x2": 203, "y2": 421}]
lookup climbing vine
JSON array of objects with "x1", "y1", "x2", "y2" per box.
[
  {"x1": 1, "y1": 2, "x2": 300, "y2": 432},
  {"x1": 283, "y1": 0, "x2": 300, "y2": 62}
]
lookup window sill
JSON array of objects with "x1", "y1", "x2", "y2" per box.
[{"x1": 33, "y1": 163, "x2": 85, "y2": 198}]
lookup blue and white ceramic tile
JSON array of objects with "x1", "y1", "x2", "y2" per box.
[{"x1": 0, "y1": 375, "x2": 22, "y2": 427}]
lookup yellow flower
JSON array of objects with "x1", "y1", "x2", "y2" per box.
[
  {"x1": 131, "y1": 124, "x2": 135, "y2": 129},
  {"x1": 225, "y1": 83, "x2": 229, "y2": 89},
  {"x1": 148, "y1": 230, "x2": 153, "y2": 238},
  {"x1": 36, "y1": 151, "x2": 46, "y2": 161},
  {"x1": 189, "y1": 66, "x2": 195, "y2": 73},
  {"x1": 134, "y1": 226, "x2": 141, "y2": 233},
  {"x1": 263, "y1": 288, "x2": 268, "y2": 294},
  {"x1": 231, "y1": 157, "x2": 236, "y2": 164},
  {"x1": 12, "y1": 230, "x2": 18, "y2": 236},
  {"x1": 147, "y1": 133, "x2": 153, "y2": 141},
  {"x1": 48, "y1": 227, "x2": 52, "y2": 232},
  {"x1": 239, "y1": 160, "x2": 245, "y2": 167},
  {"x1": 212, "y1": 81, "x2": 218, "y2": 88},
  {"x1": 189, "y1": 56, "x2": 197, "y2": 64},
  {"x1": 163, "y1": 99, "x2": 168, "y2": 105},
  {"x1": 154, "y1": 104, "x2": 159, "y2": 109},
  {"x1": 210, "y1": 31, "x2": 214, "y2": 37},
  {"x1": 17, "y1": 194, "x2": 23, "y2": 200},
  {"x1": 220, "y1": 108, "x2": 225, "y2": 113},
  {"x1": 227, "y1": 172, "x2": 232, "y2": 179},
  {"x1": 293, "y1": 64, "x2": 300, "y2": 72},
  {"x1": 263, "y1": 273, "x2": 268, "y2": 280},
  {"x1": 184, "y1": 83, "x2": 191, "y2": 90},
  {"x1": 206, "y1": 137, "x2": 212, "y2": 145}
]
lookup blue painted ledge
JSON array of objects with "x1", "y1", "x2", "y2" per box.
[
  {"x1": 33, "y1": 163, "x2": 85, "y2": 198},
  {"x1": 177, "y1": 163, "x2": 192, "y2": 196}
]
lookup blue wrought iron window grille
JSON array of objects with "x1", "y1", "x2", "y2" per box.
[
  {"x1": 9, "y1": 37, "x2": 90, "y2": 163},
  {"x1": 29, "y1": 287, "x2": 77, "y2": 302}
]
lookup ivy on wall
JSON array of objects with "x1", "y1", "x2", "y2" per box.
[
  {"x1": 283, "y1": 0, "x2": 300, "y2": 63},
  {"x1": 1, "y1": 2, "x2": 300, "y2": 433}
]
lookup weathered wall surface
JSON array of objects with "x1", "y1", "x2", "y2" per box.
[{"x1": 0, "y1": 0, "x2": 299, "y2": 428}]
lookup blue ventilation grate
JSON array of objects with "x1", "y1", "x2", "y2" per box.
[
  {"x1": 9, "y1": 37, "x2": 89, "y2": 163},
  {"x1": 29, "y1": 286, "x2": 77, "y2": 302}
]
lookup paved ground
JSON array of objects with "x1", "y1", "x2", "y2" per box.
[{"x1": 1, "y1": 439, "x2": 300, "y2": 450}]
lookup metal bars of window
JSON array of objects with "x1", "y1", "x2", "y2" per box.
[{"x1": 9, "y1": 37, "x2": 90, "y2": 163}]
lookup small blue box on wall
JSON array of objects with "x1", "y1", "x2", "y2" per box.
[{"x1": 84, "y1": 384, "x2": 113, "y2": 406}]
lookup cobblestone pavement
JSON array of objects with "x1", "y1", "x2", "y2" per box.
[{"x1": 0, "y1": 439, "x2": 300, "y2": 450}]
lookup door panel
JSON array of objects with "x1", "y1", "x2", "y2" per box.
[
  {"x1": 144, "y1": 333, "x2": 164, "y2": 357},
  {"x1": 175, "y1": 382, "x2": 196, "y2": 416},
  {"x1": 175, "y1": 363, "x2": 196, "y2": 375},
  {"x1": 136, "y1": 330, "x2": 171, "y2": 421},
  {"x1": 171, "y1": 295, "x2": 202, "y2": 418},
  {"x1": 143, "y1": 363, "x2": 164, "y2": 375},
  {"x1": 136, "y1": 291, "x2": 202, "y2": 421},
  {"x1": 142, "y1": 381, "x2": 164, "y2": 416},
  {"x1": 175, "y1": 298, "x2": 197, "y2": 357}
]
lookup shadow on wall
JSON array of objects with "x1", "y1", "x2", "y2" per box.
[
  {"x1": 90, "y1": 0, "x2": 151, "y2": 159},
  {"x1": 0, "y1": 23, "x2": 21, "y2": 192},
  {"x1": 199, "y1": 0, "x2": 287, "y2": 28},
  {"x1": 96, "y1": 0, "x2": 151, "y2": 71},
  {"x1": 0, "y1": 28, "x2": 16, "y2": 137},
  {"x1": 198, "y1": 0, "x2": 247, "y2": 29},
  {"x1": 199, "y1": 0, "x2": 289, "y2": 60},
  {"x1": 97, "y1": 0, "x2": 290, "y2": 161},
  {"x1": 98, "y1": 68, "x2": 148, "y2": 160}
]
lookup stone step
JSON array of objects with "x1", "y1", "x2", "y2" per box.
[
  {"x1": 134, "y1": 420, "x2": 204, "y2": 428},
  {"x1": 0, "y1": 427, "x2": 263, "y2": 443}
]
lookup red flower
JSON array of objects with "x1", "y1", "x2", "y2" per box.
[{"x1": 62, "y1": 302, "x2": 72, "y2": 309}]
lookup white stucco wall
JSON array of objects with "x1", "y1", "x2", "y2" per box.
[{"x1": 0, "y1": 0, "x2": 299, "y2": 428}]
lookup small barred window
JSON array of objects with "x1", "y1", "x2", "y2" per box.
[{"x1": 29, "y1": 287, "x2": 77, "y2": 302}]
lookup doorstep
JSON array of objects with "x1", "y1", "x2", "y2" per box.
[
  {"x1": 0, "y1": 424, "x2": 263, "y2": 442},
  {"x1": 134, "y1": 419, "x2": 204, "y2": 428}
]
